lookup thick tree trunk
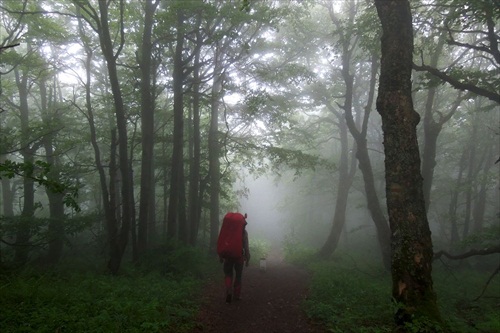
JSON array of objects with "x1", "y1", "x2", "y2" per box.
[
  {"x1": 167, "y1": 9, "x2": 186, "y2": 240},
  {"x1": 374, "y1": 0, "x2": 442, "y2": 330},
  {"x1": 137, "y1": 0, "x2": 158, "y2": 257},
  {"x1": 208, "y1": 46, "x2": 223, "y2": 254},
  {"x1": 13, "y1": 67, "x2": 35, "y2": 265}
]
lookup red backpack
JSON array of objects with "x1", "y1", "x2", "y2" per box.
[{"x1": 217, "y1": 212, "x2": 247, "y2": 259}]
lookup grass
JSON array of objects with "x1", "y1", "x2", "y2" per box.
[
  {"x1": 286, "y1": 246, "x2": 500, "y2": 333},
  {"x1": 0, "y1": 245, "x2": 215, "y2": 333},
  {"x1": 304, "y1": 255, "x2": 394, "y2": 333}
]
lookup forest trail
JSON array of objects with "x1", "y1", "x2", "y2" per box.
[{"x1": 190, "y1": 249, "x2": 326, "y2": 333}]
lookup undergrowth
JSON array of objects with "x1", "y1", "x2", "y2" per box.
[
  {"x1": 0, "y1": 244, "x2": 214, "y2": 333},
  {"x1": 285, "y1": 244, "x2": 500, "y2": 333},
  {"x1": 249, "y1": 238, "x2": 271, "y2": 261},
  {"x1": 304, "y1": 254, "x2": 393, "y2": 333}
]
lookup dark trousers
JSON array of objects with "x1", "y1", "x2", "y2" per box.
[{"x1": 223, "y1": 259, "x2": 244, "y2": 298}]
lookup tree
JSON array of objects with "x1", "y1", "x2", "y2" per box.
[
  {"x1": 374, "y1": 0, "x2": 443, "y2": 330},
  {"x1": 137, "y1": 0, "x2": 160, "y2": 257},
  {"x1": 72, "y1": 0, "x2": 134, "y2": 274},
  {"x1": 412, "y1": 0, "x2": 500, "y2": 104}
]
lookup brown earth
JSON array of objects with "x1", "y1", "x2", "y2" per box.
[{"x1": 190, "y1": 249, "x2": 327, "y2": 333}]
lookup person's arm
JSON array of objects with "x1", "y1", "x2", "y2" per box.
[{"x1": 243, "y1": 230, "x2": 250, "y2": 266}]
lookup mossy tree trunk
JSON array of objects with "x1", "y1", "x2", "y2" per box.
[{"x1": 374, "y1": 0, "x2": 443, "y2": 330}]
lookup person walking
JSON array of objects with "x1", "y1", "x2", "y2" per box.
[{"x1": 217, "y1": 212, "x2": 251, "y2": 303}]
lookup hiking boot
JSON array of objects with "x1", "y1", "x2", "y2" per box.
[{"x1": 225, "y1": 292, "x2": 232, "y2": 303}]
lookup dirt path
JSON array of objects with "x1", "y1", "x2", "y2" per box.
[{"x1": 191, "y1": 250, "x2": 326, "y2": 333}]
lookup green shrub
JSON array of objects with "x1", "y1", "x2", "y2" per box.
[
  {"x1": 136, "y1": 240, "x2": 215, "y2": 278},
  {"x1": 0, "y1": 245, "x2": 213, "y2": 333},
  {"x1": 302, "y1": 251, "x2": 500, "y2": 333},
  {"x1": 249, "y1": 238, "x2": 271, "y2": 262},
  {"x1": 303, "y1": 259, "x2": 393, "y2": 333},
  {"x1": 282, "y1": 234, "x2": 317, "y2": 266}
]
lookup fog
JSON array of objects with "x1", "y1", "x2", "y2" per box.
[
  {"x1": 236, "y1": 172, "x2": 287, "y2": 246},
  {"x1": 235, "y1": 168, "x2": 382, "y2": 259}
]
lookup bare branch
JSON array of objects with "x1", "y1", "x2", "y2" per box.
[
  {"x1": 472, "y1": 264, "x2": 500, "y2": 301},
  {"x1": 0, "y1": 43, "x2": 20, "y2": 52},
  {"x1": 413, "y1": 62, "x2": 500, "y2": 104},
  {"x1": 433, "y1": 245, "x2": 500, "y2": 261}
]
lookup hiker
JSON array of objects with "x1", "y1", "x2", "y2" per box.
[{"x1": 217, "y1": 212, "x2": 251, "y2": 303}]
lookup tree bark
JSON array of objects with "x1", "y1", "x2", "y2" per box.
[
  {"x1": 343, "y1": 49, "x2": 391, "y2": 269},
  {"x1": 167, "y1": 8, "x2": 186, "y2": 241},
  {"x1": 208, "y1": 44, "x2": 223, "y2": 254},
  {"x1": 39, "y1": 78, "x2": 65, "y2": 265},
  {"x1": 188, "y1": 26, "x2": 203, "y2": 246},
  {"x1": 448, "y1": 148, "x2": 467, "y2": 248},
  {"x1": 318, "y1": 113, "x2": 355, "y2": 258},
  {"x1": 78, "y1": 0, "x2": 133, "y2": 274},
  {"x1": 76, "y1": 18, "x2": 119, "y2": 272},
  {"x1": 13, "y1": 66, "x2": 35, "y2": 265},
  {"x1": 374, "y1": 0, "x2": 442, "y2": 329},
  {"x1": 317, "y1": 1, "x2": 357, "y2": 260},
  {"x1": 137, "y1": 0, "x2": 158, "y2": 257}
]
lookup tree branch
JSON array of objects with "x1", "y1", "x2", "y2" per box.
[
  {"x1": 0, "y1": 43, "x2": 20, "y2": 52},
  {"x1": 413, "y1": 63, "x2": 500, "y2": 104},
  {"x1": 472, "y1": 264, "x2": 500, "y2": 301},
  {"x1": 433, "y1": 244, "x2": 500, "y2": 261}
]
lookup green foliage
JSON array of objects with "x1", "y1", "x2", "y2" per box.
[
  {"x1": 282, "y1": 234, "x2": 316, "y2": 266},
  {"x1": 249, "y1": 238, "x2": 271, "y2": 261},
  {"x1": 402, "y1": 317, "x2": 445, "y2": 333},
  {"x1": 0, "y1": 160, "x2": 80, "y2": 212},
  {"x1": 433, "y1": 263, "x2": 500, "y2": 333},
  {"x1": 137, "y1": 241, "x2": 215, "y2": 279},
  {"x1": 303, "y1": 258, "x2": 393, "y2": 333},
  {"x1": 0, "y1": 245, "x2": 214, "y2": 333},
  {"x1": 301, "y1": 252, "x2": 500, "y2": 333},
  {"x1": 459, "y1": 225, "x2": 500, "y2": 249}
]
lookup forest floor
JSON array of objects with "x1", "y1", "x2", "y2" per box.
[{"x1": 190, "y1": 249, "x2": 327, "y2": 333}]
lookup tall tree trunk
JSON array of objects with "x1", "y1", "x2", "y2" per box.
[
  {"x1": 345, "y1": 52, "x2": 392, "y2": 269},
  {"x1": 40, "y1": 78, "x2": 65, "y2": 265},
  {"x1": 472, "y1": 145, "x2": 495, "y2": 233},
  {"x1": 374, "y1": 0, "x2": 442, "y2": 329},
  {"x1": 318, "y1": 1, "x2": 357, "y2": 259},
  {"x1": 76, "y1": 0, "x2": 134, "y2": 274},
  {"x1": 420, "y1": 35, "x2": 446, "y2": 211},
  {"x1": 318, "y1": 113, "x2": 355, "y2": 258},
  {"x1": 137, "y1": 0, "x2": 158, "y2": 258},
  {"x1": 462, "y1": 113, "x2": 479, "y2": 240},
  {"x1": 188, "y1": 28, "x2": 202, "y2": 246},
  {"x1": 13, "y1": 67, "x2": 35, "y2": 265},
  {"x1": 449, "y1": 148, "x2": 467, "y2": 248},
  {"x1": 167, "y1": 8, "x2": 186, "y2": 240},
  {"x1": 327, "y1": 1, "x2": 392, "y2": 267},
  {"x1": 0, "y1": 155, "x2": 15, "y2": 264},
  {"x1": 208, "y1": 45, "x2": 223, "y2": 254},
  {"x1": 76, "y1": 23, "x2": 119, "y2": 270}
]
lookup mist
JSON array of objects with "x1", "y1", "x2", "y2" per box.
[{"x1": 0, "y1": 0, "x2": 498, "y2": 331}]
